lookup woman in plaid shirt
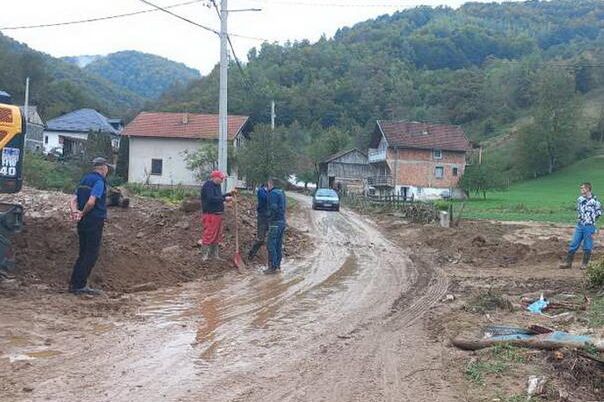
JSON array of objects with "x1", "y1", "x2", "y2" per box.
[{"x1": 560, "y1": 182, "x2": 602, "y2": 269}]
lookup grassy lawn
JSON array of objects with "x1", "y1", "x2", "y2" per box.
[{"x1": 459, "y1": 156, "x2": 604, "y2": 223}]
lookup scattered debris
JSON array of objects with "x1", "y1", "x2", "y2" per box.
[
  {"x1": 527, "y1": 294, "x2": 549, "y2": 314},
  {"x1": 452, "y1": 330, "x2": 604, "y2": 352},
  {"x1": 527, "y1": 375, "x2": 547, "y2": 397}
]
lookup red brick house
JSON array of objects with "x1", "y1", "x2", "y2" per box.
[{"x1": 367, "y1": 120, "x2": 470, "y2": 200}]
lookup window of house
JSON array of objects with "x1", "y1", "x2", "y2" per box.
[
  {"x1": 151, "y1": 159, "x2": 163, "y2": 175},
  {"x1": 44, "y1": 136, "x2": 48, "y2": 144},
  {"x1": 433, "y1": 149, "x2": 442, "y2": 159},
  {"x1": 452, "y1": 167, "x2": 458, "y2": 176},
  {"x1": 435, "y1": 166, "x2": 444, "y2": 179}
]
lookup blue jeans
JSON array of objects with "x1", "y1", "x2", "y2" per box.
[
  {"x1": 568, "y1": 223, "x2": 596, "y2": 253},
  {"x1": 267, "y1": 221, "x2": 285, "y2": 269}
]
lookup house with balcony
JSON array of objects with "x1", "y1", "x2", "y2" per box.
[{"x1": 367, "y1": 120, "x2": 471, "y2": 200}]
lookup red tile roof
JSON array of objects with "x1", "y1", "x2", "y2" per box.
[
  {"x1": 376, "y1": 120, "x2": 470, "y2": 152},
  {"x1": 122, "y1": 112, "x2": 249, "y2": 140}
]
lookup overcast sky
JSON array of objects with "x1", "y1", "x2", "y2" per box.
[{"x1": 2, "y1": 0, "x2": 520, "y2": 75}]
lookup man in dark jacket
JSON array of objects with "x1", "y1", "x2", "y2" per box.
[
  {"x1": 68, "y1": 157, "x2": 113, "y2": 295},
  {"x1": 264, "y1": 177, "x2": 287, "y2": 274},
  {"x1": 200, "y1": 170, "x2": 233, "y2": 261},
  {"x1": 247, "y1": 183, "x2": 269, "y2": 261}
]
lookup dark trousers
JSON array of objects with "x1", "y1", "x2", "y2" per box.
[
  {"x1": 70, "y1": 217, "x2": 104, "y2": 290},
  {"x1": 267, "y1": 221, "x2": 285, "y2": 269},
  {"x1": 248, "y1": 217, "x2": 269, "y2": 258}
]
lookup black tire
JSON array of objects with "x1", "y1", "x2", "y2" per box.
[{"x1": 335, "y1": 206, "x2": 340, "y2": 212}]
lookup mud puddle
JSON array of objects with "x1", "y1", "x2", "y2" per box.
[{"x1": 1, "y1": 193, "x2": 449, "y2": 402}]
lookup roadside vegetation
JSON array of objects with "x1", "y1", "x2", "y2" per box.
[{"x1": 451, "y1": 156, "x2": 604, "y2": 223}]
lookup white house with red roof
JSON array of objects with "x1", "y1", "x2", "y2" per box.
[{"x1": 122, "y1": 112, "x2": 249, "y2": 186}]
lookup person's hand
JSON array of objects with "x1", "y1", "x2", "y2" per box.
[{"x1": 70, "y1": 210, "x2": 82, "y2": 222}]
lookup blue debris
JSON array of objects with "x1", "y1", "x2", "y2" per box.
[{"x1": 527, "y1": 295, "x2": 549, "y2": 314}]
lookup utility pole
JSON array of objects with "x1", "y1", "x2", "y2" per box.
[
  {"x1": 271, "y1": 100, "x2": 275, "y2": 130},
  {"x1": 24, "y1": 77, "x2": 29, "y2": 122},
  {"x1": 218, "y1": 0, "x2": 228, "y2": 182}
]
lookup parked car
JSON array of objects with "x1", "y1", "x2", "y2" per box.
[{"x1": 312, "y1": 188, "x2": 340, "y2": 211}]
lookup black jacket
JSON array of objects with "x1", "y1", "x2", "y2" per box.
[{"x1": 201, "y1": 180, "x2": 227, "y2": 214}]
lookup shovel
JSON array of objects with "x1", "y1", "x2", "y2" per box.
[{"x1": 232, "y1": 193, "x2": 246, "y2": 271}]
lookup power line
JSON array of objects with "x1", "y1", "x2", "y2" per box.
[
  {"x1": 139, "y1": 0, "x2": 270, "y2": 41},
  {"x1": 0, "y1": 0, "x2": 204, "y2": 30},
  {"x1": 138, "y1": 0, "x2": 219, "y2": 35},
  {"x1": 210, "y1": 1, "x2": 259, "y2": 94},
  {"x1": 239, "y1": 0, "x2": 413, "y2": 8}
]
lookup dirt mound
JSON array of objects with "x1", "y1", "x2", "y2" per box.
[
  {"x1": 418, "y1": 221, "x2": 568, "y2": 268},
  {"x1": 4, "y1": 188, "x2": 310, "y2": 293}
]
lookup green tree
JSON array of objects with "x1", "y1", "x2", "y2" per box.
[
  {"x1": 238, "y1": 125, "x2": 295, "y2": 186},
  {"x1": 458, "y1": 163, "x2": 506, "y2": 199},
  {"x1": 115, "y1": 135, "x2": 129, "y2": 181},
  {"x1": 516, "y1": 67, "x2": 584, "y2": 176}
]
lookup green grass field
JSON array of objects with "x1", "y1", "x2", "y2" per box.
[{"x1": 459, "y1": 156, "x2": 604, "y2": 223}]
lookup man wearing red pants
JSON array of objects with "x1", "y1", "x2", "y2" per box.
[{"x1": 200, "y1": 170, "x2": 233, "y2": 261}]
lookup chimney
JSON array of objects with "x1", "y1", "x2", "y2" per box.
[{"x1": 182, "y1": 113, "x2": 189, "y2": 124}]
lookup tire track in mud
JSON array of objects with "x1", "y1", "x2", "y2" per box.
[
  {"x1": 3, "y1": 195, "x2": 452, "y2": 402},
  {"x1": 238, "y1": 202, "x2": 452, "y2": 402}
]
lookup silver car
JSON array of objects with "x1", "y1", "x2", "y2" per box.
[{"x1": 312, "y1": 188, "x2": 340, "y2": 211}]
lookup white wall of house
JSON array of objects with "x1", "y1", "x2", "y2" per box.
[
  {"x1": 391, "y1": 184, "x2": 465, "y2": 201},
  {"x1": 128, "y1": 136, "x2": 207, "y2": 186},
  {"x1": 43, "y1": 131, "x2": 87, "y2": 154}
]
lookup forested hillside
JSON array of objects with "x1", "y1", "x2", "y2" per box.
[
  {"x1": 0, "y1": 33, "x2": 143, "y2": 119},
  {"x1": 154, "y1": 0, "x2": 604, "y2": 182},
  {"x1": 80, "y1": 51, "x2": 200, "y2": 99}
]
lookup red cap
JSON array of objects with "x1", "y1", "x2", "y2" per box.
[{"x1": 210, "y1": 170, "x2": 226, "y2": 179}]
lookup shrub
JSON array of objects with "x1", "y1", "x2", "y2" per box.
[{"x1": 586, "y1": 258, "x2": 604, "y2": 289}]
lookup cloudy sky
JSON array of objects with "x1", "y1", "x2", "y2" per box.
[{"x1": 2, "y1": 0, "x2": 519, "y2": 74}]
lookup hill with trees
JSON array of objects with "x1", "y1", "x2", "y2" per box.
[
  {"x1": 153, "y1": 0, "x2": 604, "y2": 183},
  {"x1": 76, "y1": 51, "x2": 200, "y2": 99},
  {"x1": 0, "y1": 32, "x2": 144, "y2": 120}
]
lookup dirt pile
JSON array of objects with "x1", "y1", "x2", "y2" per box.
[
  {"x1": 1, "y1": 187, "x2": 310, "y2": 293},
  {"x1": 393, "y1": 220, "x2": 570, "y2": 269}
]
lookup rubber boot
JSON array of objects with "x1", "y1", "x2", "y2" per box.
[
  {"x1": 248, "y1": 242, "x2": 262, "y2": 261},
  {"x1": 580, "y1": 251, "x2": 592, "y2": 270},
  {"x1": 201, "y1": 245, "x2": 210, "y2": 262},
  {"x1": 211, "y1": 245, "x2": 224, "y2": 261},
  {"x1": 559, "y1": 252, "x2": 575, "y2": 269}
]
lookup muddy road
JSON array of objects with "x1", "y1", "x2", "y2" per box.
[{"x1": 1, "y1": 194, "x2": 452, "y2": 402}]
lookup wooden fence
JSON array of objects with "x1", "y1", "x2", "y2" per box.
[{"x1": 340, "y1": 192, "x2": 438, "y2": 224}]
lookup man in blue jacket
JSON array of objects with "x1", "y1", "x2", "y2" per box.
[
  {"x1": 247, "y1": 183, "x2": 269, "y2": 261},
  {"x1": 265, "y1": 177, "x2": 287, "y2": 274},
  {"x1": 560, "y1": 182, "x2": 602, "y2": 269},
  {"x1": 68, "y1": 157, "x2": 113, "y2": 295}
]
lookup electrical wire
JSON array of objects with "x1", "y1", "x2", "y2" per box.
[
  {"x1": 236, "y1": 0, "x2": 413, "y2": 8},
  {"x1": 0, "y1": 0, "x2": 204, "y2": 30},
  {"x1": 210, "y1": 0, "x2": 260, "y2": 94},
  {"x1": 138, "y1": 0, "x2": 219, "y2": 35}
]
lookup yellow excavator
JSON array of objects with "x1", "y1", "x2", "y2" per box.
[{"x1": 0, "y1": 93, "x2": 25, "y2": 275}]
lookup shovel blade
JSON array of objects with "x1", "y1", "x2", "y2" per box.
[{"x1": 233, "y1": 252, "x2": 246, "y2": 271}]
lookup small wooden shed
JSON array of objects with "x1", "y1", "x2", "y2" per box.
[{"x1": 317, "y1": 148, "x2": 371, "y2": 193}]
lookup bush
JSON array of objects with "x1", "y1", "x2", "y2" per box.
[
  {"x1": 433, "y1": 200, "x2": 452, "y2": 211},
  {"x1": 586, "y1": 258, "x2": 604, "y2": 289},
  {"x1": 23, "y1": 152, "x2": 81, "y2": 193},
  {"x1": 125, "y1": 183, "x2": 197, "y2": 204}
]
